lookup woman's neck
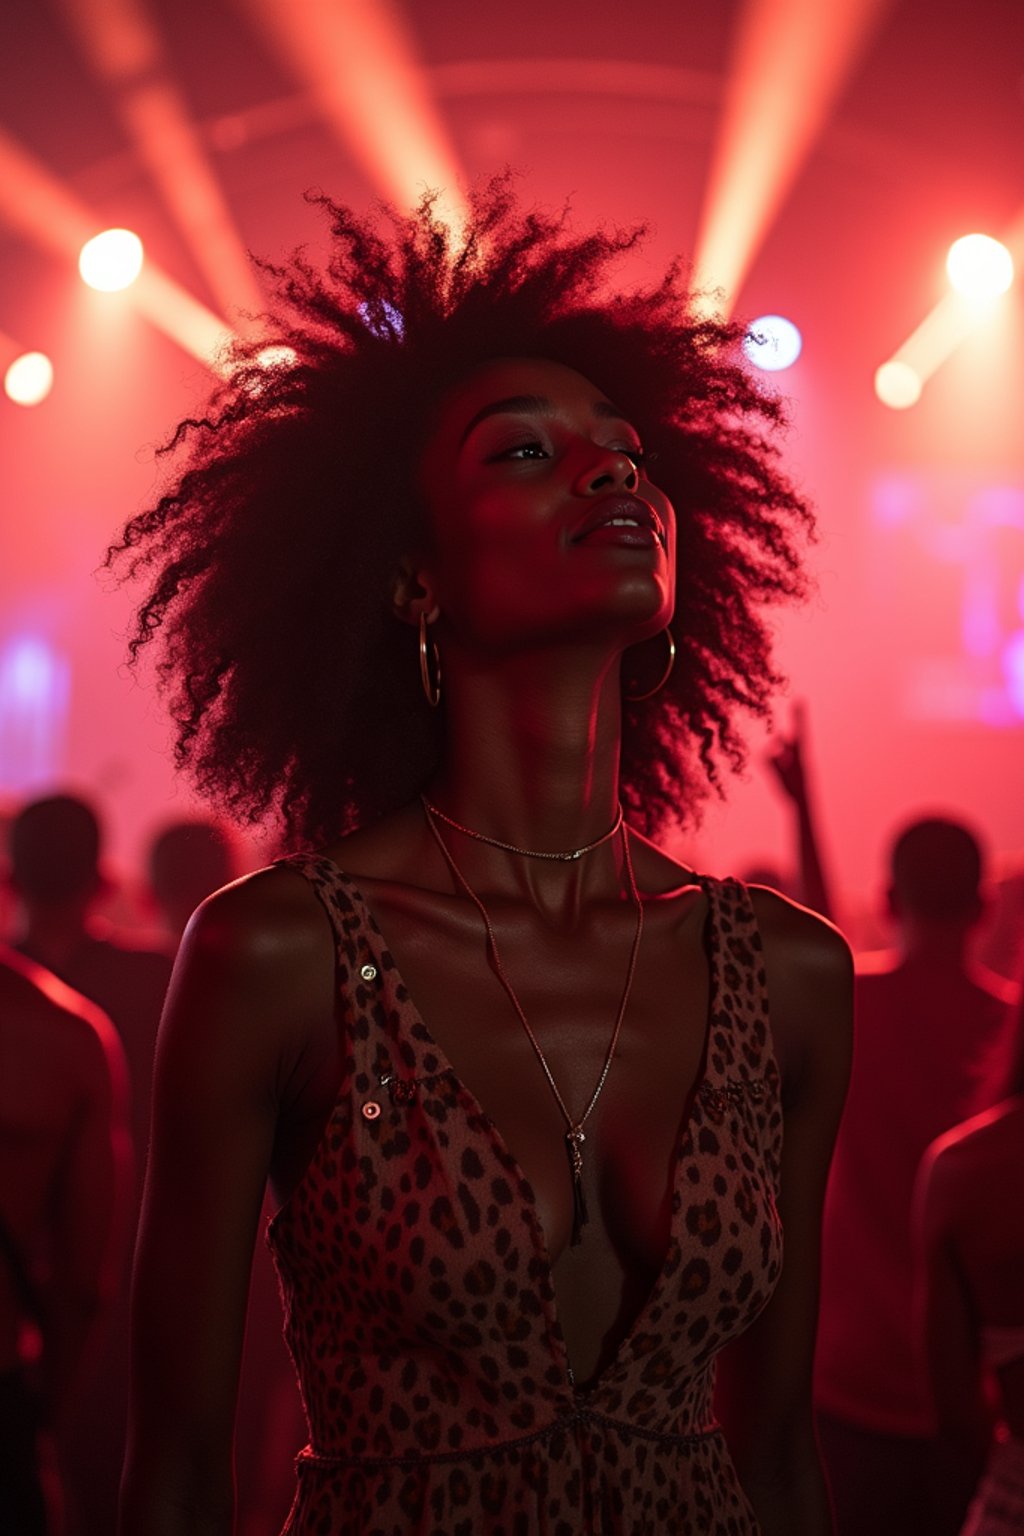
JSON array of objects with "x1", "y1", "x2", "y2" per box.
[{"x1": 423, "y1": 649, "x2": 627, "y2": 919}]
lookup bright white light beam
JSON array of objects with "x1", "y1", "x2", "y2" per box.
[
  {"x1": 0, "y1": 126, "x2": 235, "y2": 369},
  {"x1": 235, "y1": 0, "x2": 469, "y2": 235},
  {"x1": 875, "y1": 209, "x2": 1024, "y2": 409},
  {"x1": 693, "y1": 0, "x2": 892, "y2": 318},
  {"x1": 59, "y1": 0, "x2": 265, "y2": 325}
]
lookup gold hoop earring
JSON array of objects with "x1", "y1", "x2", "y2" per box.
[
  {"x1": 624, "y1": 627, "x2": 675, "y2": 702},
  {"x1": 419, "y1": 613, "x2": 442, "y2": 708}
]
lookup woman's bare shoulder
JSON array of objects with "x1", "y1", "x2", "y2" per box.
[
  {"x1": 745, "y1": 885, "x2": 854, "y2": 1090},
  {"x1": 176, "y1": 861, "x2": 338, "y2": 1017},
  {"x1": 748, "y1": 884, "x2": 852, "y2": 978}
]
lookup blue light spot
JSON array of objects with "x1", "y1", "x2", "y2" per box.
[
  {"x1": 0, "y1": 636, "x2": 71, "y2": 791},
  {"x1": 743, "y1": 315, "x2": 803, "y2": 372},
  {"x1": 358, "y1": 299, "x2": 404, "y2": 340}
]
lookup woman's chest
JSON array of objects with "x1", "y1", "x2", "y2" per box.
[
  {"x1": 347, "y1": 887, "x2": 712, "y2": 1271},
  {"x1": 271, "y1": 871, "x2": 785, "y2": 1392}
]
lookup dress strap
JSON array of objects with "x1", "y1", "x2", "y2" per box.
[
  {"x1": 273, "y1": 851, "x2": 410, "y2": 1104},
  {"x1": 695, "y1": 873, "x2": 777, "y2": 1119},
  {"x1": 274, "y1": 852, "x2": 379, "y2": 993}
]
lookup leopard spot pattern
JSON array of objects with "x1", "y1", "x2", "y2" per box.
[{"x1": 268, "y1": 859, "x2": 783, "y2": 1534}]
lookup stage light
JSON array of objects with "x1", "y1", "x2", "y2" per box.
[
  {"x1": 946, "y1": 234, "x2": 1014, "y2": 301},
  {"x1": 4, "y1": 351, "x2": 54, "y2": 406},
  {"x1": 875, "y1": 359, "x2": 922, "y2": 410},
  {"x1": 255, "y1": 344, "x2": 298, "y2": 369},
  {"x1": 692, "y1": 0, "x2": 889, "y2": 318},
  {"x1": 875, "y1": 203, "x2": 1024, "y2": 416},
  {"x1": 59, "y1": 0, "x2": 264, "y2": 323},
  {"x1": 743, "y1": 314, "x2": 802, "y2": 371},
  {"x1": 233, "y1": 343, "x2": 299, "y2": 395},
  {"x1": 237, "y1": 0, "x2": 468, "y2": 234},
  {"x1": 358, "y1": 299, "x2": 404, "y2": 339},
  {"x1": 0, "y1": 128, "x2": 232, "y2": 366},
  {"x1": 79, "y1": 228, "x2": 144, "y2": 291}
]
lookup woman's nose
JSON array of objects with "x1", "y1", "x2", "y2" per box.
[{"x1": 575, "y1": 447, "x2": 639, "y2": 496}]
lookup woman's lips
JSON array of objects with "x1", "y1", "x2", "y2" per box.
[
  {"x1": 573, "y1": 522, "x2": 661, "y2": 548},
  {"x1": 570, "y1": 496, "x2": 666, "y2": 549}
]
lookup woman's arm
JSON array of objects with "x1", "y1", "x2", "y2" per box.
[
  {"x1": 715, "y1": 891, "x2": 853, "y2": 1536},
  {"x1": 118, "y1": 869, "x2": 334, "y2": 1536}
]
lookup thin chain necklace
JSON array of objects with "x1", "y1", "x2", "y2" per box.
[
  {"x1": 420, "y1": 794, "x2": 624, "y2": 863},
  {"x1": 421, "y1": 796, "x2": 644, "y2": 1247}
]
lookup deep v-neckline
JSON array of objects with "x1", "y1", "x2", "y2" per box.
[{"x1": 326, "y1": 860, "x2": 722, "y2": 1397}]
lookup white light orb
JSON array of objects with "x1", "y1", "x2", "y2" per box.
[
  {"x1": 875, "y1": 359, "x2": 922, "y2": 410},
  {"x1": 742, "y1": 314, "x2": 803, "y2": 372},
  {"x1": 79, "y1": 228, "x2": 144, "y2": 292},
  {"x1": 946, "y1": 234, "x2": 1014, "y2": 300},
  {"x1": 4, "y1": 351, "x2": 54, "y2": 406},
  {"x1": 255, "y1": 344, "x2": 298, "y2": 369}
]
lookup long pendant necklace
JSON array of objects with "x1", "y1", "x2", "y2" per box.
[{"x1": 420, "y1": 796, "x2": 644, "y2": 1246}]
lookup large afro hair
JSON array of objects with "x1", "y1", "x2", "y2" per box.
[{"x1": 107, "y1": 174, "x2": 814, "y2": 848}]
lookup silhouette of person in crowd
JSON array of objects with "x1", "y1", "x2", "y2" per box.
[
  {"x1": 815, "y1": 815, "x2": 1018, "y2": 1535},
  {"x1": 915, "y1": 993, "x2": 1024, "y2": 1534},
  {"x1": 7, "y1": 793, "x2": 172, "y2": 1535},
  {"x1": 0, "y1": 945, "x2": 131, "y2": 1535},
  {"x1": 145, "y1": 818, "x2": 238, "y2": 945},
  {"x1": 9, "y1": 794, "x2": 173, "y2": 1156}
]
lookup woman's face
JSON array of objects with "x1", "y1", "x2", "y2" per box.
[{"x1": 415, "y1": 356, "x2": 676, "y2": 654}]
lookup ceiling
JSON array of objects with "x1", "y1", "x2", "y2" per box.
[{"x1": 2, "y1": 0, "x2": 1022, "y2": 355}]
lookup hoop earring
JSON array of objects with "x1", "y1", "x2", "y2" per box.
[
  {"x1": 624, "y1": 627, "x2": 675, "y2": 702},
  {"x1": 419, "y1": 612, "x2": 442, "y2": 708}
]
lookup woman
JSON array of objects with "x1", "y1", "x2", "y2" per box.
[
  {"x1": 114, "y1": 179, "x2": 852, "y2": 1535},
  {"x1": 915, "y1": 998, "x2": 1024, "y2": 1533}
]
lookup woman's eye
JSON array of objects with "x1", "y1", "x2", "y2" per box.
[{"x1": 492, "y1": 441, "x2": 550, "y2": 461}]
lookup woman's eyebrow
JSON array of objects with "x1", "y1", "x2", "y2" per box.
[
  {"x1": 459, "y1": 394, "x2": 551, "y2": 447},
  {"x1": 458, "y1": 394, "x2": 634, "y2": 448}
]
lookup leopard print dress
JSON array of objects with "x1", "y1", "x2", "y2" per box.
[{"x1": 267, "y1": 856, "x2": 783, "y2": 1535}]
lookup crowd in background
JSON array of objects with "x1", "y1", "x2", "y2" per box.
[{"x1": 1, "y1": 717, "x2": 1022, "y2": 1535}]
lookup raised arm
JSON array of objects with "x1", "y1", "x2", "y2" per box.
[
  {"x1": 715, "y1": 891, "x2": 853, "y2": 1535},
  {"x1": 119, "y1": 869, "x2": 333, "y2": 1536},
  {"x1": 764, "y1": 704, "x2": 836, "y2": 922}
]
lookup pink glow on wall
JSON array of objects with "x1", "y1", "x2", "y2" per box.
[{"x1": 869, "y1": 477, "x2": 1024, "y2": 725}]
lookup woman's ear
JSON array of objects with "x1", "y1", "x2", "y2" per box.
[{"x1": 391, "y1": 558, "x2": 439, "y2": 628}]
